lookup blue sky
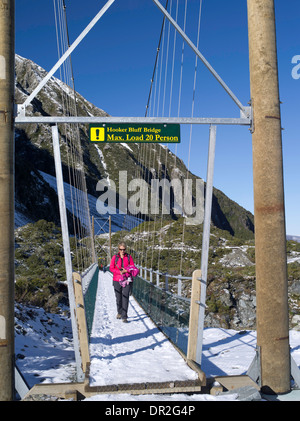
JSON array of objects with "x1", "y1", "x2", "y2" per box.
[{"x1": 16, "y1": 0, "x2": 300, "y2": 236}]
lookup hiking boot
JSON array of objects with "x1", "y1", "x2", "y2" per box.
[
  {"x1": 116, "y1": 313, "x2": 122, "y2": 319},
  {"x1": 122, "y1": 318, "x2": 128, "y2": 323}
]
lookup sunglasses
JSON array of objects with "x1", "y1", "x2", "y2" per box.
[{"x1": 119, "y1": 248, "x2": 126, "y2": 251}]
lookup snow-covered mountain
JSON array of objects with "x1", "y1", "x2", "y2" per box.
[
  {"x1": 15, "y1": 54, "x2": 135, "y2": 233},
  {"x1": 15, "y1": 54, "x2": 254, "y2": 239}
]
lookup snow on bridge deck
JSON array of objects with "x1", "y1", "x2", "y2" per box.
[{"x1": 88, "y1": 271, "x2": 199, "y2": 387}]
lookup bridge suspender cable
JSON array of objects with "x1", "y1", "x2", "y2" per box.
[
  {"x1": 53, "y1": 0, "x2": 96, "y2": 273},
  {"x1": 145, "y1": 0, "x2": 169, "y2": 117}
]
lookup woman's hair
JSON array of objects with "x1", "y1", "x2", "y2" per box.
[{"x1": 118, "y1": 242, "x2": 126, "y2": 249}]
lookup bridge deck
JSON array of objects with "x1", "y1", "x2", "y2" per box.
[{"x1": 88, "y1": 271, "x2": 200, "y2": 389}]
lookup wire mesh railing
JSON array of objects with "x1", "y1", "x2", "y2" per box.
[
  {"x1": 132, "y1": 269, "x2": 192, "y2": 355},
  {"x1": 81, "y1": 263, "x2": 99, "y2": 338}
]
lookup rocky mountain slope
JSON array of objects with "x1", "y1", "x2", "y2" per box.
[
  {"x1": 15, "y1": 54, "x2": 254, "y2": 239},
  {"x1": 14, "y1": 55, "x2": 300, "y2": 331},
  {"x1": 15, "y1": 218, "x2": 300, "y2": 331}
]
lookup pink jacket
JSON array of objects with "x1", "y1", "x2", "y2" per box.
[{"x1": 109, "y1": 253, "x2": 135, "y2": 282}]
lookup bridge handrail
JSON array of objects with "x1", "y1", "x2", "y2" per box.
[
  {"x1": 81, "y1": 263, "x2": 98, "y2": 294},
  {"x1": 136, "y1": 274, "x2": 191, "y2": 304},
  {"x1": 136, "y1": 264, "x2": 192, "y2": 298},
  {"x1": 137, "y1": 265, "x2": 192, "y2": 279}
]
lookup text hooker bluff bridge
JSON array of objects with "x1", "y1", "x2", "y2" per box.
[{"x1": 0, "y1": 0, "x2": 300, "y2": 400}]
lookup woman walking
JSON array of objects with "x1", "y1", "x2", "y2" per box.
[{"x1": 109, "y1": 242, "x2": 135, "y2": 323}]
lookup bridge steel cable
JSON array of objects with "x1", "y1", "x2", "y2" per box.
[
  {"x1": 53, "y1": 0, "x2": 96, "y2": 273},
  {"x1": 141, "y1": 0, "x2": 204, "y2": 282}
]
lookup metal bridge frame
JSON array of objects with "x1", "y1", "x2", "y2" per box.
[
  {"x1": 13, "y1": 0, "x2": 300, "y2": 397},
  {"x1": 13, "y1": 0, "x2": 253, "y2": 389},
  {"x1": 14, "y1": 0, "x2": 252, "y2": 380}
]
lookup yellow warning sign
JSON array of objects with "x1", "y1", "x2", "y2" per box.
[
  {"x1": 89, "y1": 124, "x2": 180, "y2": 143},
  {"x1": 90, "y1": 127, "x2": 105, "y2": 142}
]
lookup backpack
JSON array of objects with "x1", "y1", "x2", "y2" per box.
[{"x1": 115, "y1": 254, "x2": 131, "y2": 268}]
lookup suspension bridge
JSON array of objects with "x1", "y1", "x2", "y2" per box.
[{"x1": 0, "y1": 0, "x2": 300, "y2": 400}]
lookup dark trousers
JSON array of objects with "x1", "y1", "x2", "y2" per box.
[{"x1": 113, "y1": 281, "x2": 132, "y2": 319}]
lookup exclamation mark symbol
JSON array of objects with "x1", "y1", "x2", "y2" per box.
[{"x1": 91, "y1": 127, "x2": 104, "y2": 141}]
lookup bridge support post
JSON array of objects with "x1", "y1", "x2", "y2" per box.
[
  {"x1": 72, "y1": 272, "x2": 90, "y2": 374},
  {"x1": 187, "y1": 270, "x2": 202, "y2": 362},
  {"x1": 247, "y1": 0, "x2": 290, "y2": 394},
  {"x1": 0, "y1": 0, "x2": 15, "y2": 401},
  {"x1": 196, "y1": 125, "x2": 216, "y2": 365},
  {"x1": 52, "y1": 125, "x2": 84, "y2": 382}
]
